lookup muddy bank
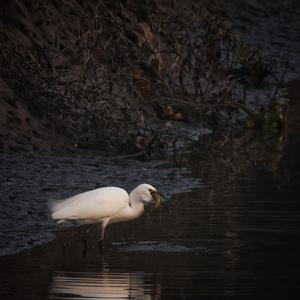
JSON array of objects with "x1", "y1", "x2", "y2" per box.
[
  {"x1": 219, "y1": 0, "x2": 300, "y2": 79},
  {"x1": 0, "y1": 151, "x2": 200, "y2": 256},
  {"x1": 1, "y1": 0, "x2": 288, "y2": 154}
]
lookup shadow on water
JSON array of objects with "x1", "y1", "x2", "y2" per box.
[{"x1": 0, "y1": 79, "x2": 300, "y2": 299}]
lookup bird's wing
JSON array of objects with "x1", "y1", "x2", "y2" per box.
[{"x1": 51, "y1": 187, "x2": 129, "y2": 221}]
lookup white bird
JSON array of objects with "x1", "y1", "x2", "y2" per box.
[{"x1": 51, "y1": 183, "x2": 164, "y2": 246}]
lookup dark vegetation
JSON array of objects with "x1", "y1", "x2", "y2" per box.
[{"x1": 0, "y1": 0, "x2": 287, "y2": 155}]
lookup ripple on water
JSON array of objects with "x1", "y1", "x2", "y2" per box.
[
  {"x1": 112, "y1": 241, "x2": 209, "y2": 253},
  {"x1": 49, "y1": 270, "x2": 155, "y2": 300}
]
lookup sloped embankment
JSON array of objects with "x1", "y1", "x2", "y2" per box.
[{"x1": 0, "y1": 0, "x2": 272, "y2": 154}]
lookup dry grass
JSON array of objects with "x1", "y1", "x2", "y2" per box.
[{"x1": 0, "y1": 0, "x2": 276, "y2": 153}]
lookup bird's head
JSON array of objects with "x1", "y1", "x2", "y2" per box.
[{"x1": 130, "y1": 183, "x2": 167, "y2": 209}]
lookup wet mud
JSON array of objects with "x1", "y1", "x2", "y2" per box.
[{"x1": 0, "y1": 152, "x2": 199, "y2": 256}]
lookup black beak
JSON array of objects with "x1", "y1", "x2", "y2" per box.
[
  {"x1": 157, "y1": 191, "x2": 169, "y2": 202},
  {"x1": 150, "y1": 191, "x2": 171, "y2": 212}
]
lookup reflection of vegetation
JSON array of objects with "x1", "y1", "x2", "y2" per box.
[
  {"x1": 183, "y1": 123, "x2": 286, "y2": 183},
  {"x1": 230, "y1": 96, "x2": 286, "y2": 134},
  {"x1": 238, "y1": 134, "x2": 284, "y2": 173}
]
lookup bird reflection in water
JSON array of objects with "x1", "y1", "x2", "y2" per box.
[{"x1": 49, "y1": 268, "x2": 160, "y2": 300}]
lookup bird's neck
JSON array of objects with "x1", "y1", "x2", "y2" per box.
[
  {"x1": 129, "y1": 201, "x2": 144, "y2": 219},
  {"x1": 109, "y1": 200, "x2": 144, "y2": 225},
  {"x1": 128, "y1": 191, "x2": 145, "y2": 219}
]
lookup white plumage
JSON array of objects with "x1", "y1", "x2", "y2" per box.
[
  {"x1": 52, "y1": 187, "x2": 129, "y2": 222},
  {"x1": 51, "y1": 183, "x2": 161, "y2": 244}
]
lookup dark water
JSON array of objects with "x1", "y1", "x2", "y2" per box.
[{"x1": 0, "y1": 81, "x2": 300, "y2": 299}]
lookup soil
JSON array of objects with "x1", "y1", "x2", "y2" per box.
[{"x1": 2, "y1": 0, "x2": 299, "y2": 154}]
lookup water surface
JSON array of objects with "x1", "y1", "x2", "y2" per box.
[{"x1": 0, "y1": 82, "x2": 300, "y2": 299}]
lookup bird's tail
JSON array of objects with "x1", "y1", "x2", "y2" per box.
[{"x1": 49, "y1": 197, "x2": 71, "y2": 222}]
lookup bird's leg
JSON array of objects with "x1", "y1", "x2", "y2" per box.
[
  {"x1": 99, "y1": 219, "x2": 109, "y2": 249},
  {"x1": 81, "y1": 225, "x2": 91, "y2": 250}
]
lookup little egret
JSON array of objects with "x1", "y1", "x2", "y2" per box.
[{"x1": 51, "y1": 183, "x2": 166, "y2": 246}]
